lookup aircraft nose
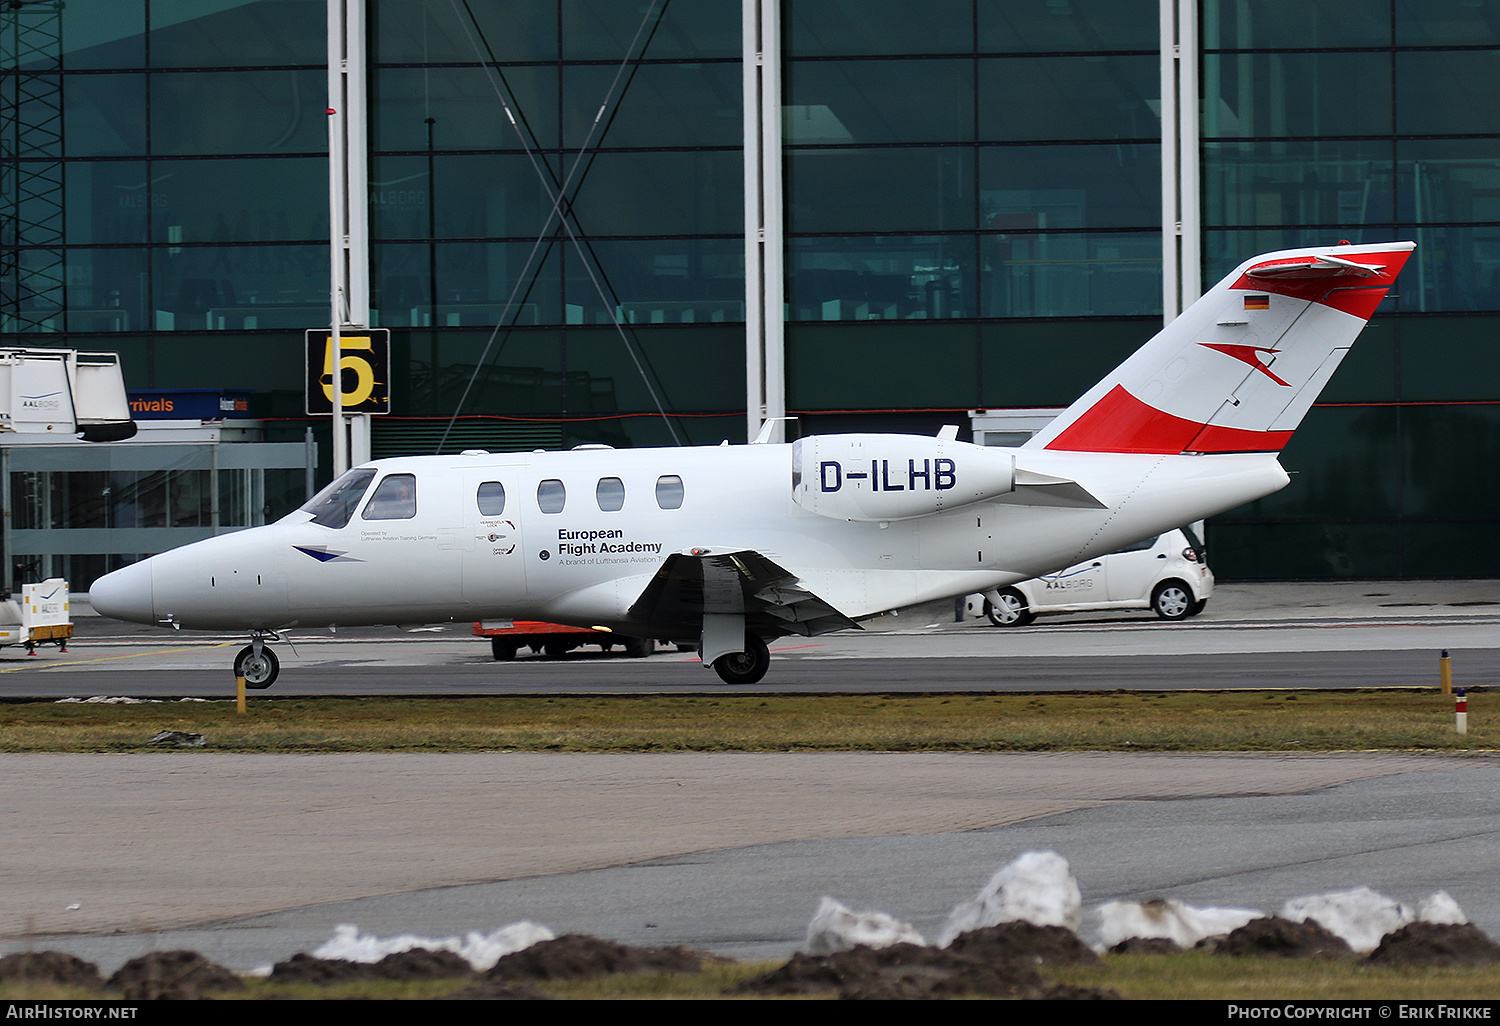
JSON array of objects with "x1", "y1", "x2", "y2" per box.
[{"x1": 88, "y1": 560, "x2": 154, "y2": 625}]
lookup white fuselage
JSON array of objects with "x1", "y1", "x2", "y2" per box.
[{"x1": 90, "y1": 439, "x2": 1287, "y2": 635}]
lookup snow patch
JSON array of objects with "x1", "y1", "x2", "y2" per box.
[
  {"x1": 1280, "y1": 887, "x2": 1412, "y2": 953},
  {"x1": 1280, "y1": 887, "x2": 1472, "y2": 953},
  {"x1": 56, "y1": 696, "x2": 159, "y2": 704},
  {"x1": 937, "y1": 850, "x2": 1081, "y2": 947},
  {"x1": 310, "y1": 921, "x2": 555, "y2": 970},
  {"x1": 1418, "y1": 890, "x2": 1468, "y2": 926},
  {"x1": 1092, "y1": 898, "x2": 1262, "y2": 951},
  {"x1": 804, "y1": 896, "x2": 925, "y2": 954}
]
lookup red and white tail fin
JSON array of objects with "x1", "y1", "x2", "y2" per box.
[{"x1": 1027, "y1": 241, "x2": 1415, "y2": 455}]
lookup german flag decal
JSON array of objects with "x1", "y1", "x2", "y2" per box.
[{"x1": 1244, "y1": 294, "x2": 1270, "y2": 311}]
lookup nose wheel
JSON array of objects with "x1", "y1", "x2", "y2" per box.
[{"x1": 234, "y1": 642, "x2": 280, "y2": 689}]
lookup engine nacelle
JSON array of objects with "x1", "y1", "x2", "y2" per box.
[{"x1": 791, "y1": 435, "x2": 1015, "y2": 522}]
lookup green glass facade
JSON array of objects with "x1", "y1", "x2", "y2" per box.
[
  {"x1": 4, "y1": 1, "x2": 1500, "y2": 579},
  {"x1": 1199, "y1": 0, "x2": 1500, "y2": 577}
]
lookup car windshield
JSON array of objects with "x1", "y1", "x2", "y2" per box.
[{"x1": 298, "y1": 468, "x2": 376, "y2": 529}]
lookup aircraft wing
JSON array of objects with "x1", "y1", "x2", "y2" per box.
[{"x1": 627, "y1": 549, "x2": 861, "y2": 640}]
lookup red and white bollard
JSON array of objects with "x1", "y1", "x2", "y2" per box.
[{"x1": 1455, "y1": 687, "x2": 1468, "y2": 735}]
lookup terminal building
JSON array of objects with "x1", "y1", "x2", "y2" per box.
[{"x1": 2, "y1": 0, "x2": 1499, "y2": 587}]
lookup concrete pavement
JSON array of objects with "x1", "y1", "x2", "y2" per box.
[{"x1": 0, "y1": 751, "x2": 1458, "y2": 940}]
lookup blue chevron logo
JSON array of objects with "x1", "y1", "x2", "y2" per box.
[{"x1": 294, "y1": 545, "x2": 362, "y2": 563}]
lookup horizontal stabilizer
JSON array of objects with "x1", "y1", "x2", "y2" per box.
[
  {"x1": 1004, "y1": 468, "x2": 1107, "y2": 509},
  {"x1": 1245, "y1": 254, "x2": 1387, "y2": 279}
]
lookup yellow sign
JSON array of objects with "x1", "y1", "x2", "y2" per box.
[{"x1": 305, "y1": 329, "x2": 390, "y2": 415}]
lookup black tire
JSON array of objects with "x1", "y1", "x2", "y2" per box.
[
  {"x1": 712, "y1": 634, "x2": 771, "y2": 685},
  {"x1": 1187, "y1": 598, "x2": 1207, "y2": 617},
  {"x1": 490, "y1": 637, "x2": 518, "y2": 661},
  {"x1": 234, "y1": 644, "x2": 279, "y2": 689},
  {"x1": 984, "y1": 588, "x2": 1035, "y2": 628},
  {"x1": 1152, "y1": 581, "x2": 1194, "y2": 620},
  {"x1": 622, "y1": 636, "x2": 652, "y2": 658},
  {"x1": 543, "y1": 639, "x2": 570, "y2": 657}
]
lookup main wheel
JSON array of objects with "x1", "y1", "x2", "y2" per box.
[
  {"x1": 234, "y1": 644, "x2": 279, "y2": 689},
  {"x1": 1152, "y1": 581, "x2": 1193, "y2": 620},
  {"x1": 984, "y1": 588, "x2": 1035, "y2": 627},
  {"x1": 712, "y1": 634, "x2": 770, "y2": 685},
  {"x1": 490, "y1": 637, "x2": 518, "y2": 661},
  {"x1": 622, "y1": 636, "x2": 652, "y2": 658}
]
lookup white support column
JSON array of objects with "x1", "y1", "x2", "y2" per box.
[
  {"x1": 1160, "y1": 0, "x2": 1201, "y2": 324},
  {"x1": 327, "y1": 0, "x2": 347, "y2": 477},
  {"x1": 743, "y1": 1, "x2": 763, "y2": 444},
  {"x1": 342, "y1": 0, "x2": 369, "y2": 324},
  {"x1": 328, "y1": 0, "x2": 372, "y2": 473},
  {"x1": 744, "y1": 0, "x2": 785, "y2": 443},
  {"x1": 1178, "y1": 0, "x2": 1200, "y2": 311}
]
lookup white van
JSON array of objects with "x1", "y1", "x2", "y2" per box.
[{"x1": 968, "y1": 527, "x2": 1212, "y2": 627}]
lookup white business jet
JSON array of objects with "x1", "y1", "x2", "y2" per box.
[{"x1": 90, "y1": 241, "x2": 1413, "y2": 687}]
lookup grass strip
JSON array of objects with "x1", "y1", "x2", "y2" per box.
[
  {"x1": 0, "y1": 689, "x2": 1491, "y2": 753},
  {"x1": 7, "y1": 955, "x2": 1500, "y2": 1000}
]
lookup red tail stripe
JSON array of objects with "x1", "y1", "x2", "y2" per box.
[
  {"x1": 1229, "y1": 248, "x2": 1413, "y2": 320},
  {"x1": 1045, "y1": 384, "x2": 1292, "y2": 454}
]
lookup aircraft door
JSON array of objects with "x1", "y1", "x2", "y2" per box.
[{"x1": 462, "y1": 471, "x2": 527, "y2": 608}]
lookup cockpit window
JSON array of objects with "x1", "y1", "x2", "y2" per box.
[
  {"x1": 301, "y1": 468, "x2": 376, "y2": 529},
  {"x1": 477, "y1": 481, "x2": 506, "y2": 516},
  {"x1": 362, "y1": 473, "x2": 418, "y2": 520}
]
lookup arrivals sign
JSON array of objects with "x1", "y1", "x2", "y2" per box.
[{"x1": 305, "y1": 328, "x2": 390, "y2": 415}]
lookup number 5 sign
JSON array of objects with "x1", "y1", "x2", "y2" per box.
[{"x1": 305, "y1": 329, "x2": 390, "y2": 415}]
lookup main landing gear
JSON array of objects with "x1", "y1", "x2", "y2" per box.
[
  {"x1": 711, "y1": 633, "x2": 770, "y2": 685},
  {"x1": 233, "y1": 632, "x2": 280, "y2": 689}
]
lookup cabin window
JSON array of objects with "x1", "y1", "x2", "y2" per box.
[
  {"x1": 362, "y1": 473, "x2": 417, "y2": 520},
  {"x1": 537, "y1": 478, "x2": 566, "y2": 513},
  {"x1": 655, "y1": 474, "x2": 684, "y2": 510},
  {"x1": 302, "y1": 468, "x2": 376, "y2": 529},
  {"x1": 477, "y1": 481, "x2": 506, "y2": 516},
  {"x1": 596, "y1": 477, "x2": 625, "y2": 512}
]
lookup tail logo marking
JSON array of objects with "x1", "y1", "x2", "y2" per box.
[{"x1": 1197, "y1": 343, "x2": 1290, "y2": 387}]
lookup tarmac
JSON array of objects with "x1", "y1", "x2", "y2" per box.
[
  {"x1": 2, "y1": 578, "x2": 1495, "y2": 968},
  {"x1": 0, "y1": 751, "x2": 1462, "y2": 943},
  {"x1": 62, "y1": 576, "x2": 1500, "y2": 629}
]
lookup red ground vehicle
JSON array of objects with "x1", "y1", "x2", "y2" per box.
[{"x1": 473, "y1": 620, "x2": 654, "y2": 660}]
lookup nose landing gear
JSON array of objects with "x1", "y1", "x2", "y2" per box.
[{"x1": 234, "y1": 633, "x2": 280, "y2": 689}]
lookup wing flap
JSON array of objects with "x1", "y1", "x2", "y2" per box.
[{"x1": 628, "y1": 550, "x2": 860, "y2": 639}]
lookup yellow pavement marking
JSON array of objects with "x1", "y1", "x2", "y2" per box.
[{"x1": 0, "y1": 641, "x2": 235, "y2": 672}]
